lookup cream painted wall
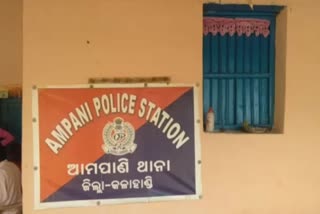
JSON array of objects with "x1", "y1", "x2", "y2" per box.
[
  {"x1": 0, "y1": 0, "x2": 22, "y2": 85},
  {"x1": 23, "y1": 0, "x2": 320, "y2": 214}
]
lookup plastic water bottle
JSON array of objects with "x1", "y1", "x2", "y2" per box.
[{"x1": 205, "y1": 107, "x2": 215, "y2": 132}]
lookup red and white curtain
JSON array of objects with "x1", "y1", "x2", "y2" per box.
[{"x1": 203, "y1": 17, "x2": 270, "y2": 37}]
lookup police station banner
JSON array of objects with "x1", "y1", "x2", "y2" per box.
[{"x1": 32, "y1": 84, "x2": 201, "y2": 209}]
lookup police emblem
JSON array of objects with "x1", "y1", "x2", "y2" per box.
[{"x1": 102, "y1": 117, "x2": 137, "y2": 156}]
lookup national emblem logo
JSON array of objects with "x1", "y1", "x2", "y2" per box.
[{"x1": 102, "y1": 117, "x2": 137, "y2": 155}]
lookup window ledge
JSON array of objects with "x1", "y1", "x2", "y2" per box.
[{"x1": 204, "y1": 130, "x2": 283, "y2": 135}]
